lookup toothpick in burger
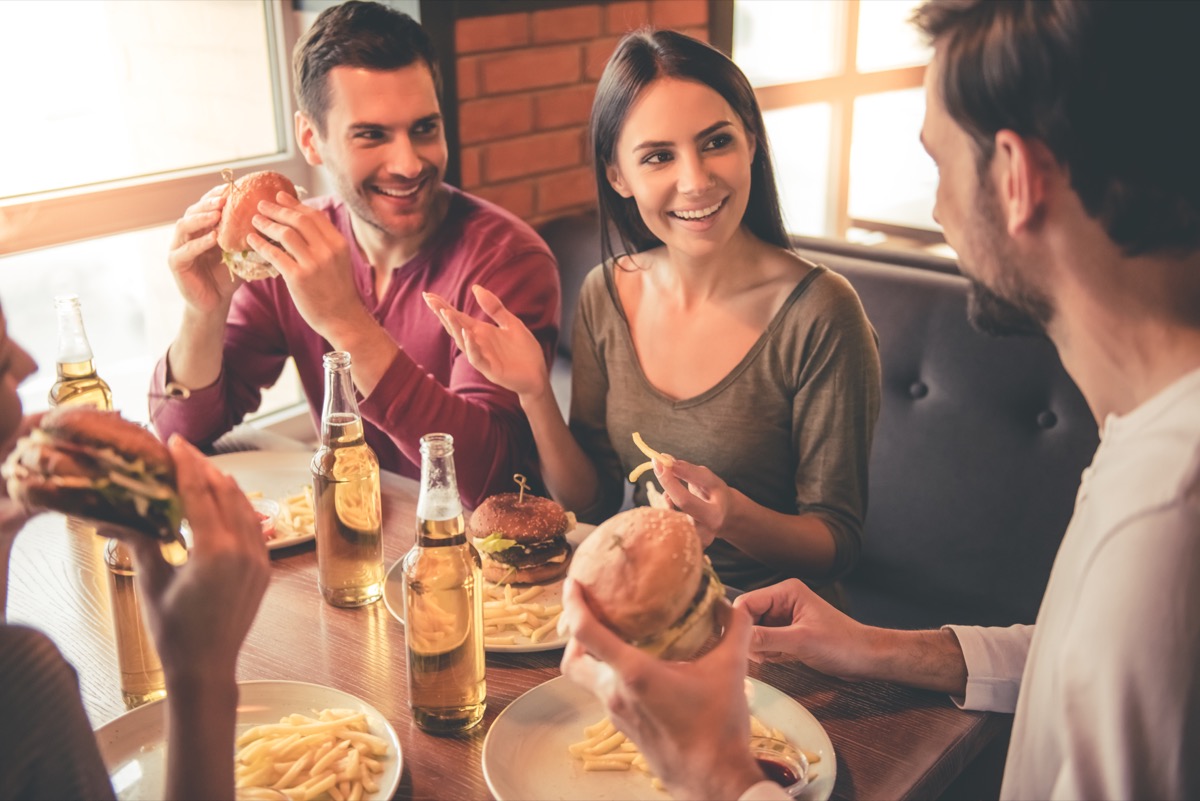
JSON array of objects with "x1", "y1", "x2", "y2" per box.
[{"x1": 567, "y1": 506, "x2": 727, "y2": 660}]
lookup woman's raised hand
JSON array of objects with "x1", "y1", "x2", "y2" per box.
[{"x1": 423, "y1": 285, "x2": 550, "y2": 399}]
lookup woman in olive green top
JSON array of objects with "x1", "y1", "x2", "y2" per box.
[{"x1": 426, "y1": 30, "x2": 880, "y2": 591}]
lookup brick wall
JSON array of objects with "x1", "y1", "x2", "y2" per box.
[{"x1": 454, "y1": 0, "x2": 709, "y2": 227}]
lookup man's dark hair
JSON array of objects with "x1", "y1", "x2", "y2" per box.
[
  {"x1": 913, "y1": 0, "x2": 1200, "y2": 256},
  {"x1": 590, "y1": 29, "x2": 791, "y2": 268},
  {"x1": 293, "y1": 0, "x2": 440, "y2": 134}
]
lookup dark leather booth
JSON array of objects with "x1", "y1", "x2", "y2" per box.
[{"x1": 537, "y1": 211, "x2": 1100, "y2": 631}]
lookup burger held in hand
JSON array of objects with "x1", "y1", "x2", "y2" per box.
[
  {"x1": 567, "y1": 506, "x2": 727, "y2": 660},
  {"x1": 217, "y1": 170, "x2": 299, "y2": 281},
  {"x1": 2, "y1": 407, "x2": 182, "y2": 541},
  {"x1": 469, "y1": 492, "x2": 574, "y2": 585}
]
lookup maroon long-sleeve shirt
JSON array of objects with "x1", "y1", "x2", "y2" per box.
[{"x1": 150, "y1": 188, "x2": 560, "y2": 508}]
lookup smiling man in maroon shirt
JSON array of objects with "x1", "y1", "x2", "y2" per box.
[{"x1": 151, "y1": 1, "x2": 559, "y2": 507}]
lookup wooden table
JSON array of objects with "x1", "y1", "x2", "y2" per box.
[{"x1": 7, "y1": 471, "x2": 1006, "y2": 800}]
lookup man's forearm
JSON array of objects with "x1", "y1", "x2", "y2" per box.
[
  {"x1": 324, "y1": 312, "x2": 398, "y2": 397},
  {"x1": 166, "y1": 307, "x2": 229, "y2": 390},
  {"x1": 862, "y1": 626, "x2": 968, "y2": 695}
]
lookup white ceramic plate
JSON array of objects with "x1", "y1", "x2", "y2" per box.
[
  {"x1": 481, "y1": 676, "x2": 836, "y2": 801},
  {"x1": 384, "y1": 523, "x2": 595, "y2": 653},
  {"x1": 210, "y1": 451, "x2": 315, "y2": 551},
  {"x1": 96, "y1": 680, "x2": 403, "y2": 801}
]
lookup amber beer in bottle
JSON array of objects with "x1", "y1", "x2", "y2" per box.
[
  {"x1": 402, "y1": 433, "x2": 486, "y2": 732},
  {"x1": 49, "y1": 294, "x2": 167, "y2": 708},
  {"x1": 49, "y1": 294, "x2": 113, "y2": 410},
  {"x1": 311, "y1": 351, "x2": 384, "y2": 607}
]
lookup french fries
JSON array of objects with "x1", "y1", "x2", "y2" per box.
[
  {"x1": 235, "y1": 707, "x2": 390, "y2": 801},
  {"x1": 482, "y1": 582, "x2": 563, "y2": 647},
  {"x1": 569, "y1": 715, "x2": 820, "y2": 791},
  {"x1": 246, "y1": 486, "x2": 316, "y2": 541},
  {"x1": 628, "y1": 432, "x2": 675, "y2": 484}
]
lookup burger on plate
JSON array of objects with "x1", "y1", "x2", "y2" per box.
[
  {"x1": 469, "y1": 492, "x2": 573, "y2": 585},
  {"x1": 2, "y1": 407, "x2": 183, "y2": 542},
  {"x1": 567, "y1": 506, "x2": 726, "y2": 660},
  {"x1": 217, "y1": 170, "x2": 299, "y2": 281}
]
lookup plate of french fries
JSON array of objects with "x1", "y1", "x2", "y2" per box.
[
  {"x1": 96, "y1": 680, "x2": 402, "y2": 801},
  {"x1": 481, "y1": 676, "x2": 835, "y2": 801},
  {"x1": 382, "y1": 523, "x2": 596, "y2": 653},
  {"x1": 210, "y1": 451, "x2": 317, "y2": 551}
]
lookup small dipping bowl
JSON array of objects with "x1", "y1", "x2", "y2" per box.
[
  {"x1": 251, "y1": 498, "x2": 280, "y2": 541},
  {"x1": 750, "y1": 735, "x2": 810, "y2": 797}
]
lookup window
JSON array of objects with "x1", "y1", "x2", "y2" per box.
[
  {"x1": 732, "y1": 0, "x2": 940, "y2": 248},
  {"x1": 0, "y1": 0, "x2": 308, "y2": 256},
  {"x1": 0, "y1": 0, "x2": 309, "y2": 423}
]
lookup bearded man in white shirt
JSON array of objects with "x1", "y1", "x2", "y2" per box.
[{"x1": 559, "y1": 1, "x2": 1200, "y2": 799}]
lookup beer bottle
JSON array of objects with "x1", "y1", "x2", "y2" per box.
[
  {"x1": 311, "y1": 351, "x2": 384, "y2": 607},
  {"x1": 48, "y1": 294, "x2": 166, "y2": 708},
  {"x1": 402, "y1": 433, "x2": 486, "y2": 732},
  {"x1": 102, "y1": 540, "x2": 168, "y2": 708},
  {"x1": 49, "y1": 294, "x2": 113, "y2": 410}
]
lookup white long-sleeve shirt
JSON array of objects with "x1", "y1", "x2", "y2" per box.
[{"x1": 949, "y1": 366, "x2": 1200, "y2": 800}]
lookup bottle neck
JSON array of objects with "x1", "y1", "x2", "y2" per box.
[
  {"x1": 416, "y1": 435, "x2": 464, "y2": 542},
  {"x1": 57, "y1": 359, "x2": 98, "y2": 379},
  {"x1": 55, "y1": 298, "x2": 95, "y2": 364},
  {"x1": 319, "y1": 361, "x2": 364, "y2": 446}
]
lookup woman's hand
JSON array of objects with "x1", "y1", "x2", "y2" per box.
[
  {"x1": 652, "y1": 458, "x2": 733, "y2": 547},
  {"x1": 0, "y1": 412, "x2": 46, "y2": 545},
  {"x1": 559, "y1": 579, "x2": 765, "y2": 800},
  {"x1": 122, "y1": 436, "x2": 269, "y2": 682},
  {"x1": 423, "y1": 285, "x2": 550, "y2": 399}
]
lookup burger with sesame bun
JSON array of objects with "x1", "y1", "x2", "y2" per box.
[
  {"x1": 216, "y1": 170, "x2": 299, "y2": 281},
  {"x1": 469, "y1": 492, "x2": 575, "y2": 585},
  {"x1": 567, "y1": 506, "x2": 727, "y2": 660}
]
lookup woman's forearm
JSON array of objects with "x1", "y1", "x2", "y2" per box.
[
  {"x1": 164, "y1": 673, "x2": 239, "y2": 801},
  {"x1": 520, "y1": 387, "x2": 603, "y2": 513},
  {"x1": 720, "y1": 490, "x2": 839, "y2": 577}
]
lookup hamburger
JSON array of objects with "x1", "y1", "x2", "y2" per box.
[
  {"x1": 567, "y1": 506, "x2": 726, "y2": 660},
  {"x1": 469, "y1": 493, "x2": 573, "y2": 585},
  {"x1": 2, "y1": 407, "x2": 183, "y2": 542},
  {"x1": 217, "y1": 170, "x2": 298, "y2": 281}
]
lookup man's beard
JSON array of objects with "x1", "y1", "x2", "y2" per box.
[
  {"x1": 966, "y1": 280, "x2": 1051, "y2": 339},
  {"x1": 962, "y1": 179, "x2": 1054, "y2": 339}
]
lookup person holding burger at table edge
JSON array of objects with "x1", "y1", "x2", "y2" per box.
[
  {"x1": 0, "y1": 300, "x2": 270, "y2": 799},
  {"x1": 426, "y1": 29, "x2": 882, "y2": 596},
  {"x1": 152, "y1": 0, "x2": 560, "y2": 507},
  {"x1": 560, "y1": 1, "x2": 1200, "y2": 799}
]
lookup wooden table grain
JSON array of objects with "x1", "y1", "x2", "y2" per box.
[{"x1": 7, "y1": 472, "x2": 1006, "y2": 800}]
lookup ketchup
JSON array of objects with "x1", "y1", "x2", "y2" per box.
[{"x1": 756, "y1": 756, "x2": 799, "y2": 787}]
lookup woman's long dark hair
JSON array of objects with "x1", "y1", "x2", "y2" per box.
[{"x1": 590, "y1": 29, "x2": 790, "y2": 268}]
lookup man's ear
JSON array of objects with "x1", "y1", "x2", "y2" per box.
[
  {"x1": 994, "y1": 130, "x2": 1049, "y2": 237},
  {"x1": 296, "y1": 112, "x2": 324, "y2": 167},
  {"x1": 606, "y1": 163, "x2": 633, "y2": 199}
]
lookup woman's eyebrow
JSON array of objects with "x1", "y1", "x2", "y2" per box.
[{"x1": 632, "y1": 120, "x2": 732, "y2": 153}]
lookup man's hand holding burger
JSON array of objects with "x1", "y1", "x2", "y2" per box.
[
  {"x1": 560, "y1": 578, "x2": 766, "y2": 801},
  {"x1": 245, "y1": 191, "x2": 371, "y2": 341},
  {"x1": 247, "y1": 190, "x2": 396, "y2": 396}
]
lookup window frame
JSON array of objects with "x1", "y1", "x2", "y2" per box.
[
  {"x1": 0, "y1": 0, "x2": 310, "y2": 258},
  {"x1": 716, "y1": 0, "x2": 938, "y2": 245}
]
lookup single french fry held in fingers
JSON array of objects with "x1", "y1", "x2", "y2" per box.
[{"x1": 627, "y1": 432, "x2": 675, "y2": 484}]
